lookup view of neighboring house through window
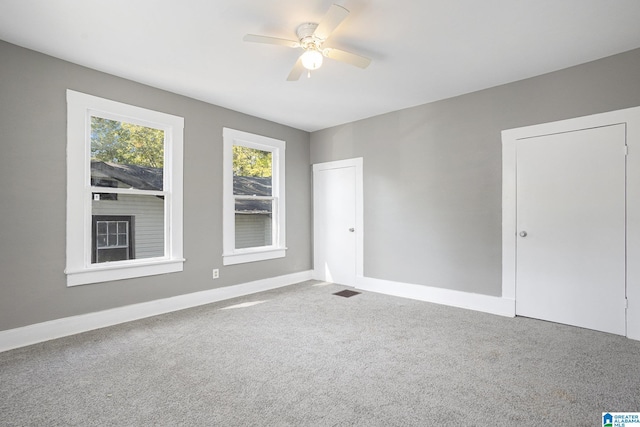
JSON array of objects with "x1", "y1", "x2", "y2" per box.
[
  {"x1": 233, "y1": 146, "x2": 273, "y2": 249},
  {"x1": 90, "y1": 116, "x2": 165, "y2": 263},
  {"x1": 66, "y1": 90, "x2": 184, "y2": 286},
  {"x1": 222, "y1": 128, "x2": 286, "y2": 265}
]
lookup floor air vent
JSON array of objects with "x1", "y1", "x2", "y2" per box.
[{"x1": 333, "y1": 290, "x2": 361, "y2": 298}]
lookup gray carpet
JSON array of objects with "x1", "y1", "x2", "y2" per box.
[{"x1": 1, "y1": 280, "x2": 639, "y2": 426}]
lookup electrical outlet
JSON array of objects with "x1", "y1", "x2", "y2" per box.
[{"x1": 212, "y1": 269, "x2": 219, "y2": 279}]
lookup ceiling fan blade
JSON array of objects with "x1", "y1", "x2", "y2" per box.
[
  {"x1": 323, "y1": 48, "x2": 371, "y2": 69},
  {"x1": 243, "y1": 34, "x2": 300, "y2": 48},
  {"x1": 313, "y1": 4, "x2": 349, "y2": 40},
  {"x1": 287, "y1": 57, "x2": 305, "y2": 81}
]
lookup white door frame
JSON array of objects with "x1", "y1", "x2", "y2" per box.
[
  {"x1": 502, "y1": 106, "x2": 640, "y2": 340},
  {"x1": 312, "y1": 157, "x2": 364, "y2": 284}
]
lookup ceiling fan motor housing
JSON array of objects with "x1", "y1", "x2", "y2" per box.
[{"x1": 296, "y1": 23, "x2": 323, "y2": 50}]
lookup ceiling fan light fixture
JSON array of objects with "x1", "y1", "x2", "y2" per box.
[
  {"x1": 243, "y1": 4, "x2": 371, "y2": 81},
  {"x1": 300, "y1": 49, "x2": 323, "y2": 70}
]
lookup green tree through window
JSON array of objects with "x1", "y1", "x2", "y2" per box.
[
  {"x1": 232, "y1": 146, "x2": 272, "y2": 177},
  {"x1": 91, "y1": 117, "x2": 164, "y2": 168}
]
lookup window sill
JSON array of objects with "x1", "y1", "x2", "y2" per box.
[
  {"x1": 222, "y1": 248, "x2": 286, "y2": 266},
  {"x1": 65, "y1": 258, "x2": 185, "y2": 287}
]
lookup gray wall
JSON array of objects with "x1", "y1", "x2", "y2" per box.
[
  {"x1": 311, "y1": 48, "x2": 640, "y2": 297},
  {"x1": 0, "y1": 40, "x2": 312, "y2": 331}
]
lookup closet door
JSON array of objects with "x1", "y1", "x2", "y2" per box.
[{"x1": 516, "y1": 124, "x2": 626, "y2": 335}]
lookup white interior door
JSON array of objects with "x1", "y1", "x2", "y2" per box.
[
  {"x1": 516, "y1": 124, "x2": 626, "y2": 335},
  {"x1": 313, "y1": 159, "x2": 362, "y2": 286}
]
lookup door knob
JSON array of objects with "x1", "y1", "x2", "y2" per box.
[
  {"x1": 349, "y1": 228, "x2": 355, "y2": 232},
  {"x1": 519, "y1": 231, "x2": 527, "y2": 237}
]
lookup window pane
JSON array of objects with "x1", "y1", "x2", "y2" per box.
[
  {"x1": 90, "y1": 116, "x2": 164, "y2": 191},
  {"x1": 235, "y1": 199, "x2": 273, "y2": 249},
  {"x1": 96, "y1": 248, "x2": 129, "y2": 263},
  {"x1": 117, "y1": 222, "x2": 128, "y2": 247},
  {"x1": 97, "y1": 221, "x2": 107, "y2": 235},
  {"x1": 108, "y1": 228, "x2": 118, "y2": 246},
  {"x1": 92, "y1": 194, "x2": 165, "y2": 263},
  {"x1": 233, "y1": 146, "x2": 272, "y2": 196}
]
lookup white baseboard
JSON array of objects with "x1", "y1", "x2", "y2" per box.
[
  {"x1": 356, "y1": 276, "x2": 516, "y2": 317},
  {"x1": 0, "y1": 270, "x2": 313, "y2": 353}
]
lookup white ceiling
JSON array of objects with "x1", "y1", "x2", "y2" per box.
[{"x1": 2, "y1": 0, "x2": 640, "y2": 132}]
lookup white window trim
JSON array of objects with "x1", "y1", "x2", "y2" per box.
[
  {"x1": 222, "y1": 128, "x2": 286, "y2": 265},
  {"x1": 66, "y1": 90, "x2": 184, "y2": 286}
]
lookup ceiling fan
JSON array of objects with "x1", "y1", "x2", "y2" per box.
[{"x1": 243, "y1": 3, "x2": 372, "y2": 81}]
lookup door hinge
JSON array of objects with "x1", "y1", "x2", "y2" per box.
[
  {"x1": 624, "y1": 145, "x2": 629, "y2": 156},
  {"x1": 625, "y1": 298, "x2": 629, "y2": 309}
]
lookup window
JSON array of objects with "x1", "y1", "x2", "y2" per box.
[
  {"x1": 222, "y1": 128, "x2": 286, "y2": 265},
  {"x1": 66, "y1": 90, "x2": 184, "y2": 286},
  {"x1": 92, "y1": 215, "x2": 134, "y2": 263}
]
